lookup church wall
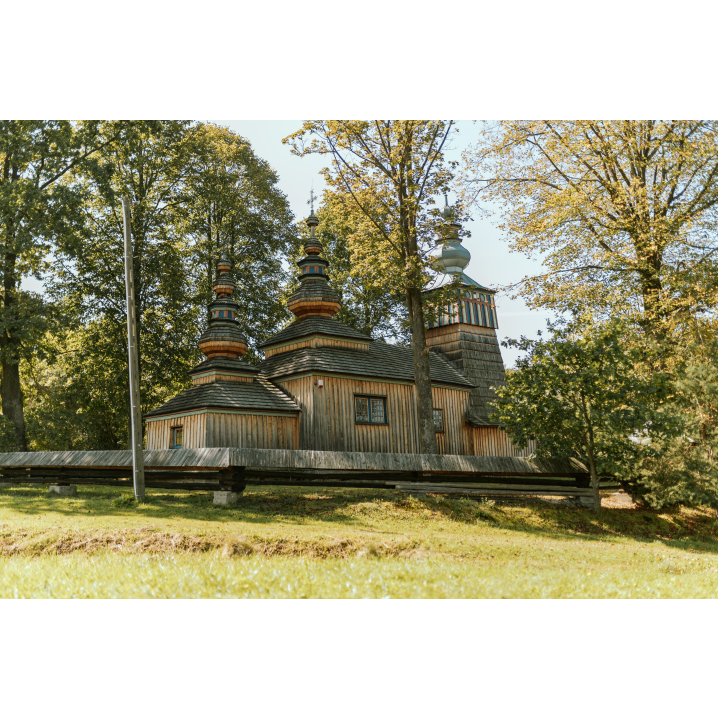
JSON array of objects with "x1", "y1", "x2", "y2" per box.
[
  {"x1": 275, "y1": 375, "x2": 471, "y2": 455},
  {"x1": 205, "y1": 412, "x2": 297, "y2": 450},
  {"x1": 468, "y1": 426, "x2": 536, "y2": 458},
  {"x1": 145, "y1": 411, "x2": 297, "y2": 450},
  {"x1": 431, "y1": 386, "x2": 471, "y2": 455},
  {"x1": 145, "y1": 413, "x2": 207, "y2": 449}
]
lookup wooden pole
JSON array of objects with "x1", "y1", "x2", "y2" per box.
[{"x1": 121, "y1": 196, "x2": 145, "y2": 501}]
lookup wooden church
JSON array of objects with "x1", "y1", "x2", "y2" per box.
[{"x1": 144, "y1": 203, "x2": 530, "y2": 458}]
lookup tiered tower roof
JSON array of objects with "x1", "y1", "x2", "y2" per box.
[
  {"x1": 198, "y1": 254, "x2": 249, "y2": 359},
  {"x1": 286, "y1": 211, "x2": 342, "y2": 319}
]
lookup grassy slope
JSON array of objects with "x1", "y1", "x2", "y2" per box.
[{"x1": 0, "y1": 485, "x2": 717, "y2": 598}]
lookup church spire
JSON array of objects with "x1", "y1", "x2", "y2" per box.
[
  {"x1": 430, "y1": 194, "x2": 471, "y2": 275},
  {"x1": 286, "y1": 205, "x2": 341, "y2": 319},
  {"x1": 197, "y1": 253, "x2": 249, "y2": 358}
]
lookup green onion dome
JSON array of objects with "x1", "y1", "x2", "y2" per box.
[{"x1": 429, "y1": 196, "x2": 471, "y2": 275}]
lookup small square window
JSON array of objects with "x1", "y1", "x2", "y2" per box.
[
  {"x1": 433, "y1": 409, "x2": 444, "y2": 433},
  {"x1": 171, "y1": 427, "x2": 183, "y2": 449},
  {"x1": 355, "y1": 396, "x2": 387, "y2": 425}
]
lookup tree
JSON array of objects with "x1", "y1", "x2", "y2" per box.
[
  {"x1": 49, "y1": 121, "x2": 296, "y2": 448},
  {"x1": 461, "y1": 121, "x2": 718, "y2": 340},
  {"x1": 183, "y1": 124, "x2": 296, "y2": 361},
  {"x1": 0, "y1": 121, "x2": 129, "y2": 448},
  {"x1": 290, "y1": 190, "x2": 409, "y2": 343},
  {"x1": 492, "y1": 319, "x2": 673, "y2": 509},
  {"x1": 633, "y1": 336, "x2": 718, "y2": 511},
  {"x1": 53, "y1": 121, "x2": 201, "y2": 444},
  {"x1": 284, "y1": 121, "x2": 458, "y2": 453}
]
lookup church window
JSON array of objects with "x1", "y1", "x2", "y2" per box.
[
  {"x1": 355, "y1": 395, "x2": 387, "y2": 425},
  {"x1": 433, "y1": 408, "x2": 444, "y2": 433},
  {"x1": 170, "y1": 427, "x2": 183, "y2": 449}
]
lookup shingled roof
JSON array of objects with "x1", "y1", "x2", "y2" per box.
[
  {"x1": 258, "y1": 341, "x2": 474, "y2": 388},
  {"x1": 188, "y1": 356, "x2": 260, "y2": 376},
  {"x1": 258, "y1": 316, "x2": 373, "y2": 349},
  {"x1": 145, "y1": 377, "x2": 300, "y2": 418}
]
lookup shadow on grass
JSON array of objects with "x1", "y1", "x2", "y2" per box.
[
  {"x1": 0, "y1": 484, "x2": 383, "y2": 529},
  {"x1": 405, "y1": 494, "x2": 718, "y2": 555},
  {"x1": 1, "y1": 484, "x2": 717, "y2": 554}
]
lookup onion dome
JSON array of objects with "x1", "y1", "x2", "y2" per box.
[
  {"x1": 198, "y1": 253, "x2": 249, "y2": 359},
  {"x1": 287, "y1": 210, "x2": 341, "y2": 318},
  {"x1": 429, "y1": 195, "x2": 471, "y2": 275}
]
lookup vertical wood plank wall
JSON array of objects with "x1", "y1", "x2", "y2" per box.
[
  {"x1": 276, "y1": 376, "x2": 471, "y2": 455},
  {"x1": 145, "y1": 414, "x2": 207, "y2": 450},
  {"x1": 468, "y1": 426, "x2": 536, "y2": 458},
  {"x1": 144, "y1": 378, "x2": 534, "y2": 458},
  {"x1": 205, "y1": 413, "x2": 297, "y2": 450},
  {"x1": 145, "y1": 413, "x2": 296, "y2": 450}
]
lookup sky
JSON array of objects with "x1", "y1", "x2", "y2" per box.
[{"x1": 220, "y1": 121, "x2": 554, "y2": 366}]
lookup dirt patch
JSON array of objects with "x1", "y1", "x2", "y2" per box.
[{"x1": 0, "y1": 528, "x2": 425, "y2": 560}]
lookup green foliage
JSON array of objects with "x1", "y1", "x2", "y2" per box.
[
  {"x1": 492, "y1": 319, "x2": 675, "y2": 502},
  {"x1": 51, "y1": 121, "x2": 201, "y2": 442},
  {"x1": 631, "y1": 339, "x2": 718, "y2": 509},
  {"x1": 182, "y1": 123, "x2": 296, "y2": 361},
  {"x1": 41, "y1": 121, "x2": 295, "y2": 447},
  {"x1": 462, "y1": 121, "x2": 718, "y2": 337},
  {"x1": 0, "y1": 121, "x2": 131, "y2": 446}
]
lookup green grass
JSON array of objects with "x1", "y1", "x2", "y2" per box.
[{"x1": 0, "y1": 484, "x2": 717, "y2": 598}]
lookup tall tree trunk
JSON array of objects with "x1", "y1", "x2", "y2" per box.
[
  {"x1": 0, "y1": 251, "x2": 26, "y2": 449},
  {"x1": 1, "y1": 355, "x2": 26, "y2": 450},
  {"x1": 407, "y1": 287, "x2": 437, "y2": 455}
]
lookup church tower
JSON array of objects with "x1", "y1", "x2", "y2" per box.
[
  {"x1": 423, "y1": 198, "x2": 506, "y2": 428},
  {"x1": 286, "y1": 210, "x2": 342, "y2": 319}
]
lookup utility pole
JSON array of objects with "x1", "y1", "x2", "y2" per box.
[{"x1": 122, "y1": 196, "x2": 145, "y2": 501}]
